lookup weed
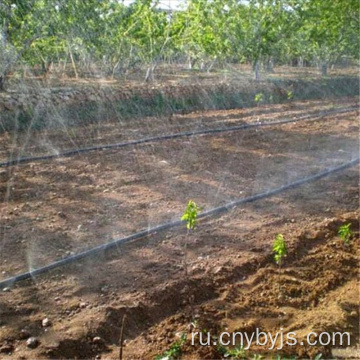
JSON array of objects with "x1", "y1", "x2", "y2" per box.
[
  {"x1": 273, "y1": 234, "x2": 287, "y2": 266},
  {"x1": 287, "y1": 91, "x2": 293, "y2": 100},
  {"x1": 338, "y1": 223, "x2": 353, "y2": 244},
  {"x1": 155, "y1": 334, "x2": 186, "y2": 360}
]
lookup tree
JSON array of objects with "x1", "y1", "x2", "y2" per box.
[
  {"x1": 239, "y1": 0, "x2": 294, "y2": 80},
  {"x1": 295, "y1": 0, "x2": 359, "y2": 75}
]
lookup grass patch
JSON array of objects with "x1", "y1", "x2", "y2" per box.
[{"x1": 0, "y1": 76, "x2": 358, "y2": 134}]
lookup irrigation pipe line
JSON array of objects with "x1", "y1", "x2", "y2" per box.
[
  {"x1": 0, "y1": 157, "x2": 358, "y2": 289},
  {"x1": 0, "y1": 106, "x2": 357, "y2": 169}
]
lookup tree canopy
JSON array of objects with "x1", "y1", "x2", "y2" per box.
[{"x1": 0, "y1": 0, "x2": 358, "y2": 85}]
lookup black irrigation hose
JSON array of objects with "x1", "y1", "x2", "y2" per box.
[
  {"x1": 0, "y1": 106, "x2": 357, "y2": 168},
  {"x1": 0, "y1": 157, "x2": 358, "y2": 289}
]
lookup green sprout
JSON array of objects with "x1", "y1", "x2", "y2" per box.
[
  {"x1": 252, "y1": 355, "x2": 264, "y2": 360},
  {"x1": 287, "y1": 90, "x2": 293, "y2": 100},
  {"x1": 181, "y1": 200, "x2": 201, "y2": 231},
  {"x1": 223, "y1": 344, "x2": 246, "y2": 359},
  {"x1": 254, "y1": 93, "x2": 264, "y2": 106},
  {"x1": 273, "y1": 234, "x2": 287, "y2": 266},
  {"x1": 155, "y1": 334, "x2": 186, "y2": 360},
  {"x1": 338, "y1": 223, "x2": 353, "y2": 244},
  {"x1": 273, "y1": 356, "x2": 297, "y2": 360}
]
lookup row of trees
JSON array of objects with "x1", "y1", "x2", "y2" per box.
[{"x1": 0, "y1": 0, "x2": 359, "y2": 88}]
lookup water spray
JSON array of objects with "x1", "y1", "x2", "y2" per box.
[
  {"x1": 0, "y1": 157, "x2": 358, "y2": 289},
  {"x1": 0, "y1": 106, "x2": 356, "y2": 168}
]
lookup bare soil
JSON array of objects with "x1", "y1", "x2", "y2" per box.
[
  {"x1": 8, "y1": 64, "x2": 360, "y2": 91},
  {"x1": 0, "y1": 97, "x2": 359, "y2": 359}
]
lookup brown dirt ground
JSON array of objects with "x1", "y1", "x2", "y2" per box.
[
  {"x1": 0, "y1": 97, "x2": 359, "y2": 359},
  {"x1": 8, "y1": 64, "x2": 359, "y2": 91}
]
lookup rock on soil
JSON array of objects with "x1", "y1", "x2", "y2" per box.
[{"x1": 26, "y1": 337, "x2": 40, "y2": 349}]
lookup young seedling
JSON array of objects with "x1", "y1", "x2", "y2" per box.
[
  {"x1": 254, "y1": 93, "x2": 264, "y2": 107},
  {"x1": 252, "y1": 355, "x2": 264, "y2": 360},
  {"x1": 181, "y1": 200, "x2": 201, "y2": 231},
  {"x1": 223, "y1": 344, "x2": 246, "y2": 359},
  {"x1": 273, "y1": 234, "x2": 287, "y2": 266},
  {"x1": 155, "y1": 334, "x2": 186, "y2": 360},
  {"x1": 338, "y1": 223, "x2": 353, "y2": 245},
  {"x1": 274, "y1": 356, "x2": 297, "y2": 360},
  {"x1": 181, "y1": 200, "x2": 201, "y2": 316}
]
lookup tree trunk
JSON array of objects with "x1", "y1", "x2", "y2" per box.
[
  {"x1": 321, "y1": 62, "x2": 328, "y2": 76},
  {"x1": 0, "y1": 76, "x2": 5, "y2": 92},
  {"x1": 254, "y1": 60, "x2": 260, "y2": 81},
  {"x1": 42, "y1": 60, "x2": 53, "y2": 79},
  {"x1": 266, "y1": 57, "x2": 274, "y2": 73},
  {"x1": 298, "y1": 57, "x2": 303, "y2": 67},
  {"x1": 188, "y1": 57, "x2": 196, "y2": 70},
  {"x1": 206, "y1": 58, "x2": 216, "y2": 73},
  {"x1": 144, "y1": 63, "x2": 157, "y2": 82},
  {"x1": 69, "y1": 48, "x2": 78, "y2": 79},
  {"x1": 144, "y1": 67, "x2": 153, "y2": 82},
  {"x1": 111, "y1": 59, "x2": 121, "y2": 79}
]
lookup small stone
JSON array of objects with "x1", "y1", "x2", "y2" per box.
[
  {"x1": 2, "y1": 287, "x2": 10, "y2": 292},
  {"x1": 92, "y1": 336, "x2": 103, "y2": 344},
  {"x1": 79, "y1": 302, "x2": 87, "y2": 309},
  {"x1": 26, "y1": 337, "x2": 40, "y2": 349},
  {"x1": 42, "y1": 318, "x2": 51, "y2": 327},
  {"x1": 57, "y1": 211, "x2": 66, "y2": 219}
]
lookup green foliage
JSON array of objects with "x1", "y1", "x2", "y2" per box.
[
  {"x1": 272, "y1": 356, "x2": 297, "y2": 360},
  {"x1": 0, "y1": 0, "x2": 359, "y2": 81},
  {"x1": 181, "y1": 200, "x2": 201, "y2": 231},
  {"x1": 252, "y1": 355, "x2": 264, "y2": 360},
  {"x1": 223, "y1": 344, "x2": 246, "y2": 359},
  {"x1": 338, "y1": 223, "x2": 353, "y2": 244},
  {"x1": 273, "y1": 234, "x2": 287, "y2": 265},
  {"x1": 155, "y1": 334, "x2": 186, "y2": 360},
  {"x1": 254, "y1": 93, "x2": 264, "y2": 105}
]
